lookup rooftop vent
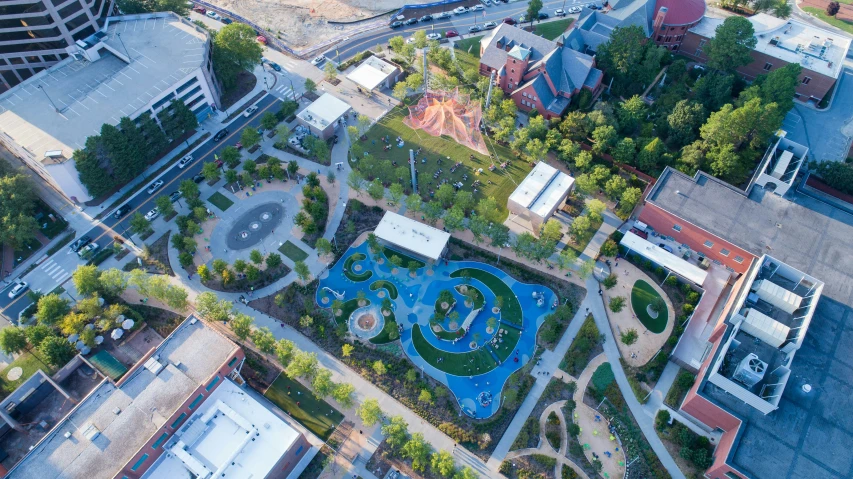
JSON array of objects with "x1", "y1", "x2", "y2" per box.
[{"x1": 81, "y1": 423, "x2": 101, "y2": 441}]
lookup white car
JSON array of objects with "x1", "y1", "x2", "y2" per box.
[
  {"x1": 147, "y1": 179, "x2": 164, "y2": 195},
  {"x1": 177, "y1": 154, "x2": 193, "y2": 168},
  {"x1": 77, "y1": 243, "x2": 99, "y2": 259},
  {"x1": 311, "y1": 55, "x2": 326, "y2": 66},
  {"x1": 426, "y1": 32, "x2": 441, "y2": 41},
  {"x1": 471, "y1": 4, "x2": 485, "y2": 11},
  {"x1": 481, "y1": 0, "x2": 492, "y2": 5},
  {"x1": 483, "y1": 21, "x2": 497, "y2": 29},
  {"x1": 243, "y1": 105, "x2": 258, "y2": 117},
  {"x1": 205, "y1": 11, "x2": 221, "y2": 20},
  {"x1": 7, "y1": 280, "x2": 27, "y2": 299},
  {"x1": 568, "y1": 6, "x2": 582, "y2": 13},
  {"x1": 144, "y1": 208, "x2": 160, "y2": 221},
  {"x1": 453, "y1": 6, "x2": 468, "y2": 14},
  {"x1": 555, "y1": 8, "x2": 566, "y2": 16}
]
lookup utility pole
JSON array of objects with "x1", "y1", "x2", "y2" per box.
[
  {"x1": 409, "y1": 149, "x2": 418, "y2": 192},
  {"x1": 37, "y1": 85, "x2": 59, "y2": 113},
  {"x1": 422, "y1": 46, "x2": 429, "y2": 91}
]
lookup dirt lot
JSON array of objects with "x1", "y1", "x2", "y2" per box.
[{"x1": 209, "y1": 0, "x2": 432, "y2": 48}]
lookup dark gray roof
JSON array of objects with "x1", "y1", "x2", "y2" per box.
[
  {"x1": 571, "y1": 0, "x2": 655, "y2": 52},
  {"x1": 513, "y1": 74, "x2": 555, "y2": 107},
  {"x1": 583, "y1": 67, "x2": 603, "y2": 89},
  {"x1": 560, "y1": 47, "x2": 597, "y2": 93},
  {"x1": 479, "y1": 23, "x2": 557, "y2": 70}
]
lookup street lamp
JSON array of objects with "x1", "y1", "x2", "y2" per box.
[
  {"x1": 37, "y1": 85, "x2": 59, "y2": 113},
  {"x1": 116, "y1": 33, "x2": 131, "y2": 61}
]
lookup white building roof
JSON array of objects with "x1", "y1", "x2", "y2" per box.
[
  {"x1": 620, "y1": 231, "x2": 708, "y2": 285},
  {"x1": 346, "y1": 56, "x2": 398, "y2": 91},
  {"x1": 374, "y1": 211, "x2": 450, "y2": 262},
  {"x1": 508, "y1": 162, "x2": 575, "y2": 218},
  {"x1": 297, "y1": 93, "x2": 351, "y2": 131},
  {"x1": 143, "y1": 378, "x2": 300, "y2": 479},
  {"x1": 689, "y1": 13, "x2": 851, "y2": 79}
]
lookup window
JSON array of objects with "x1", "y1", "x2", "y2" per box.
[
  {"x1": 703, "y1": 240, "x2": 714, "y2": 248},
  {"x1": 152, "y1": 433, "x2": 169, "y2": 449},
  {"x1": 205, "y1": 376, "x2": 220, "y2": 391},
  {"x1": 726, "y1": 266, "x2": 736, "y2": 273},
  {"x1": 533, "y1": 96, "x2": 537, "y2": 101},
  {"x1": 228, "y1": 357, "x2": 238, "y2": 367},
  {"x1": 188, "y1": 394, "x2": 204, "y2": 409},
  {"x1": 295, "y1": 445, "x2": 304, "y2": 455},
  {"x1": 802, "y1": 76, "x2": 811, "y2": 85},
  {"x1": 695, "y1": 48, "x2": 703, "y2": 56},
  {"x1": 657, "y1": 35, "x2": 663, "y2": 42},
  {"x1": 170, "y1": 413, "x2": 187, "y2": 429},
  {"x1": 734, "y1": 255, "x2": 745, "y2": 263},
  {"x1": 672, "y1": 224, "x2": 682, "y2": 232},
  {"x1": 522, "y1": 92, "x2": 527, "y2": 98},
  {"x1": 720, "y1": 248, "x2": 730, "y2": 257},
  {"x1": 131, "y1": 454, "x2": 149, "y2": 472},
  {"x1": 698, "y1": 39, "x2": 706, "y2": 47},
  {"x1": 763, "y1": 62, "x2": 773, "y2": 71}
]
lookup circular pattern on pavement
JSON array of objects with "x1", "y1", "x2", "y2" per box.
[{"x1": 226, "y1": 202, "x2": 284, "y2": 250}]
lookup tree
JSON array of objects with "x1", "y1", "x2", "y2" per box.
[
  {"x1": 333, "y1": 383, "x2": 356, "y2": 409},
  {"x1": 694, "y1": 71, "x2": 734, "y2": 112},
  {"x1": 557, "y1": 247, "x2": 578, "y2": 271},
  {"x1": 747, "y1": 62, "x2": 801, "y2": 113},
  {"x1": 570, "y1": 215, "x2": 592, "y2": 242},
  {"x1": 276, "y1": 339, "x2": 296, "y2": 366},
  {"x1": 357, "y1": 398, "x2": 384, "y2": 426},
  {"x1": 72, "y1": 265, "x2": 101, "y2": 296},
  {"x1": 431, "y1": 450, "x2": 456, "y2": 476},
  {"x1": 196, "y1": 291, "x2": 234, "y2": 322},
  {"x1": 526, "y1": 0, "x2": 543, "y2": 26},
  {"x1": 155, "y1": 195, "x2": 175, "y2": 219},
  {"x1": 197, "y1": 264, "x2": 213, "y2": 282},
  {"x1": 367, "y1": 179, "x2": 384, "y2": 200},
  {"x1": 650, "y1": 296, "x2": 666, "y2": 314},
  {"x1": 578, "y1": 258, "x2": 596, "y2": 279},
  {"x1": 423, "y1": 200, "x2": 444, "y2": 225},
  {"x1": 705, "y1": 16, "x2": 757, "y2": 71},
  {"x1": 258, "y1": 111, "x2": 277, "y2": 131},
  {"x1": 637, "y1": 137, "x2": 666, "y2": 172},
  {"x1": 540, "y1": 219, "x2": 563, "y2": 244},
  {"x1": 828, "y1": 1, "x2": 841, "y2": 15},
  {"x1": 475, "y1": 196, "x2": 502, "y2": 224},
  {"x1": 617, "y1": 95, "x2": 646, "y2": 133},
  {"x1": 454, "y1": 467, "x2": 478, "y2": 479},
  {"x1": 405, "y1": 193, "x2": 422, "y2": 214},
  {"x1": 286, "y1": 350, "x2": 319, "y2": 379},
  {"x1": 212, "y1": 23, "x2": 263, "y2": 90},
  {"x1": 435, "y1": 183, "x2": 455, "y2": 208},
  {"x1": 591, "y1": 126, "x2": 617, "y2": 155},
  {"x1": 418, "y1": 388, "x2": 433, "y2": 405},
  {"x1": 241, "y1": 127, "x2": 261, "y2": 150},
  {"x1": 525, "y1": 138, "x2": 548, "y2": 161},
  {"x1": 609, "y1": 296, "x2": 626, "y2": 313},
  {"x1": 230, "y1": 313, "x2": 254, "y2": 341},
  {"x1": 178, "y1": 180, "x2": 200, "y2": 202},
  {"x1": 667, "y1": 100, "x2": 706, "y2": 147},
  {"x1": 266, "y1": 252, "x2": 283, "y2": 270},
  {"x1": 443, "y1": 205, "x2": 465, "y2": 232},
  {"x1": 574, "y1": 150, "x2": 593, "y2": 171},
  {"x1": 372, "y1": 360, "x2": 387, "y2": 375},
  {"x1": 304, "y1": 77, "x2": 317, "y2": 94},
  {"x1": 597, "y1": 26, "x2": 647, "y2": 76},
  {"x1": 347, "y1": 170, "x2": 364, "y2": 195},
  {"x1": 402, "y1": 433, "x2": 431, "y2": 472},
  {"x1": 312, "y1": 368, "x2": 336, "y2": 398},
  {"x1": 605, "y1": 175, "x2": 628, "y2": 200},
  {"x1": 0, "y1": 327, "x2": 28, "y2": 355},
  {"x1": 202, "y1": 161, "x2": 221, "y2": 182},
  {"x1": 388, "y1": 183, "x2": 404, "y2": 205},
  {"x1": 25, "y1": 324, "x2": 54, "y2": 348},
  {"x1": 252, "y1": 327, "x2": 277, "y2": 353},
  {"x1": 0, "y1": 173, "x2": 39, "y2": 249},
  {"x1": 294, "y1": 260, "x2": 311, "y2": 283},
  {"x1": 341, "y1": 343, "x2": 354, "y2": 357},
  {"x1": 35, "y1": 293, "x2": 71, "y2": 326},
  {"x1": 39, "y1": 335, "x2": 75, "y2": 367},
  {"x1": 621, "y1": 328, "x2": 639, "y2": 345},
  {"x1": 382, "y1": 415, "x2": 410, "y2": 450}
]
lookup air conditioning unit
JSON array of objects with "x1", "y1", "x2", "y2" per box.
[{"x1": 733, "y1": 353, "x2": 767, "y2": 388}]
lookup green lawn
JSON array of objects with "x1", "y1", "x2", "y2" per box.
[
  {"x1": 455, "y1": 284, "x2": 485, "y2": 309},
  {"x1": 454, "y1": 36, "x2": 483, "y2": 58},
  {"x1": 370, "y1": 309, "x2": 399, "y2": 344},
  {"x1": 278, "y1": 240, "x2": 308, "y2": 262},
  {"x1": 359, "y1": 103, "x2": 533, "y2": 221},
  {"x1": 631, "y1": 280, "x2": 668, "y2": 334},
  {"x1": 0, "y1": 352, "x2": 55, "y2": 399},
  {"x1": 342, "y1": 253, "x2": 373, "y2": 282},
  {"x1": 264, "y1": 373, "x2": 344, "y2": 441},
  {"x1": 562, "y1": 214, "x2": 603, "y2": 256},
  {"x1": 450, "y1": 268, "x2": 522, "y2": 325},
  {"x1": 803, "y1": 7, "x2": 853, "y2": 35},
  {"x1": 207, "y1": 192, "x2": 234, "y2": 211},
  {"x1": 383, "y1": 246, "x2": 425, "y2": 270},
  {"x1": 534, "y1": 19, "x2": 574, "y2": 40},
  {"x1": 411, "y1": 324, "x2": 498, "y2": 375},
  {"x1": 369, "y1": 280, "x2": 399, "y2": 299}
]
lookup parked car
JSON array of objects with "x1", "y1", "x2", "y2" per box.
[
  {"x1": 445, "y1": 29, "x2": 459, "y2": 37},
  {"x1": 243, "y1": 105, "x2": 258, "y2": 117},
  {"x1": 471, "y1": 4, "x2": 484, "y2": 11},
  {"x1": 192, "y1": 173, "x2": 205, "y2": 183},
  {"x1": 481, "y1": 0, "x2": 492, "y2": 5},
  {"x1": 144, "y1": 208, "x2": 160, "y2": 221},
  {"x1": 390, "y1": 21, "x2": 403, "y2": 28},
  {"x1": 503, "y1": 17, "x2": 516, "y2": 25},
  {"x1": 469, "y1": 25, "x2": 482, "y2": 33},
  {"x1": 256, "y1": 36, "x2": 267, "y2": 44},
  {"x1": 69, "y1": 235, "x2": 91, "y2": 253},
  {"x1": 555, "y1": 8, "x2": 566, "y2": 16},
  {"x1": 177, "y1": 154, "x2": 193, "y2": 168},
  {"x1": 630, "y1": 227, "x2": 648, "y2": 239},
  {"x1": 311, "y1": 55, "x2": 326, "y2": 66},
  {"x1": 8, "y1": 280, "x2": 28, "y2": 299},
  {"x1": 434, "y1": 12, "x2": 451, "y2": 19},
  {"x1": 538, "y1": 12, "x2": 549, "y2": 19},
  {"x1": 205, "y1": 11, "x2": 221, "y2": 20},
  {"x1": 587, "y1": 3, "x2": 599, "y2": 9},
  {"x1": 658, "y1": 243, "x2": 674, "y2": 253},
  {"x1": 213, "y1": 128, "x2": 228, "y2": 141},
  {"x1": 146, "y1": 180, "x2": 164, "y2": 195},
  {"x1": 568, "y1": 6, "x2": 582, "y2": 13},
  {"x1": 169, "y1": 191, "x2": 182, "y2": 202},
  {"x1": 114, "y1": 204, "x2": 132, "y2": 219},
  {"x1": 483, "y1": 21, "x2": 497, "y2": 29},
  {"x1": 453, "y1": 6, "x2": 468, "y2": 14},
  {"x1": 222, "y1": 18, "x2": 232, "y2": 24},
  {"x1": 192, "y1": 6, "x2": 205, "y2": 14},
  {"x1": 404, "y1": 17, "x2": 418, "y2": 25},
  {"x1": 419, "y1": 14, "x2": 432, "y2": 22},
  {"x1": 268, "y1": 62, "x2": 281, "y2": 72},
  {"x1": 77, "y1": 243, "x2": 99, "y2": 259},
  {"x1": 426, "y1": 32, "x2": 441, "y2": 41}
]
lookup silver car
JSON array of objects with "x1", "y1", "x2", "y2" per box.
[
  {"x1": 7, "y1": 280, "x2": 28, "y2": 299},
  {"x1": 147, "y1": 179, "x2": 164, "y2": 194}
]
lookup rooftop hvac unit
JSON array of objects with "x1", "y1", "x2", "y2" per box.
[
  {"x1": 733, "y1": 353, "x2": 767, "y2": 388},
  {"x1": 81, "y1": 423, "x2": 101, "y2": 441}
]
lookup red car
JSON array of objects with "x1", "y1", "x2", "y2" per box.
[
  {"x1": 445, "y1": 29, "x2": 459, "y2": 38},
  {"x1": 193, "y1": 5, "x2": 206, "y2": 13},
  {"x1": 503, "y1": 17, "x2": 516, "y2": 25},
  {"x1": 256, "y1": 36, "x2": 267, "y2": 44}
]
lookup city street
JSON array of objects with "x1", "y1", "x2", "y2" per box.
[{"x1": 0, "y1": 94, "x2": 282, "y2": 321}]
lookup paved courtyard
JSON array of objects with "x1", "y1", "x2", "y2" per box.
[{"x1": 785, "y1": 68, "x2": 853, "y2": 162}]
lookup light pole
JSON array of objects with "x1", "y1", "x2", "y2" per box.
[
  {"x1": 116, "y1": 33, "x2": 131, "y2": 61},
  {"x1": 37, "y1": 85, "x2": 59, "y2": 112}
]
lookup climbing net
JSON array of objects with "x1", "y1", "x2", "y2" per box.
[{"x1": 403, "y1": 89, "x2": 489, "y2": 155}]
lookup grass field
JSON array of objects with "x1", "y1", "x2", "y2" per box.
[
  {"x1": 359, "y1": 102, "x2": 533, "y2": 221},
  {"x1": 278, "y1": 240, "x2": 308, "y2": 262},
  {"x1": 534, "y1": 19, "x2": 574, "y2": 40},
  {"x1": 264, "y1": 373, "x2": 344, "y2": 441},
  {"x1": 803, "y1": 7, "x2": 853, "y2": 35},
  {"x1": 0, "y1": 352, "x2": 55, "y2": 399},
  {"x1": 631, "y1": 280, "x2": 668, "y2": 334},
  {"x1": 207, "y1": 192, "x2": 234, "y2": 211},
  {"x1": 450, "y1": 268, "x2": 522, "y2": 325},
  {"x1": 369, "y1": 279, "x2": 399, "y2": 299},
  {"x1": 370, "y1": 309, "x2": 399, "y2": 344},
  {"x1": 336, "y1": 298, "x2": 367, "y2": 325},
  {"x1": 454, "y1": 35, "x2": 483, "y2": 59},
  {"x1": 411, "y1": 324, "x2": 498, "y2": 375}
]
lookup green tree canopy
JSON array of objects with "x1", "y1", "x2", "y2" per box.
[
  {"x1": 212, "y1": 24, "x2": 263, "y2": 90},
  {"x1": 705, "y1": 16, "x2": 757, "y2": 71}
]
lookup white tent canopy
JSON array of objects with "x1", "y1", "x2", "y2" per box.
[{"x1": 620, "y1": 232, "x2": 708, "y2": 285}]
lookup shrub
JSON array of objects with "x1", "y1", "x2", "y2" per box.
[
  {"x1": 655, "y1": 409, "x2": 671, "y2": 431},
  {"x1": 665, "y1": 275, "x2": 678, "y2": 286},
  {"x1": 603, "y1": 274, "x2": 618, "y2": 289},
  {"x1": 567, "y1": 422, "x2": 581, "y2": 436},
  {"x1": 620, "y1": 328, "x2": 638, "y2": 345},
  {"x1": 600, "y1": 239, "x2": 619, "y2": 257},
  {"x1": 682, "y1": 303, "x2": 695, "y2": 314},
  {"x1": 609, "y1": 296, "x2": 626, "y2": 313}
]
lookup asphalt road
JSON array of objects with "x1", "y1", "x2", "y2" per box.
[
  {"x1": 0, "y1": 94, "x2": 282, "y2": 321},
  {"x1": 322, "y1": 0, "x2": 595, "y2": 64}
]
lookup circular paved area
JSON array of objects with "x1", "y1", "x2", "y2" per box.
[{"x1": 225, "y1": 202, "x2": 284, "y2": 250}]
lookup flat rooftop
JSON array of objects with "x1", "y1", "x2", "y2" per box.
[
  {"x1": 346, "y1": 56, "x2": 398, "y2": 91},
  {"x1": 374, "y1": 211, "x2": 450, "y2": 262},
  {"x1": 297, "y1": 93, "x2": 351, "y2": 131},
  {"x1": 689, "y1": 13, "x2": 851, "y2": 79},
  {"x1": 509, "y1": 161, "x2": 574, "y2": 218},
  {"x1": 144, "y1": 378, "x2": 300, "y2": 479},
  {"x1": 6, "y1": 316, "x2": 237, "y2": 479},
  {"x1": 0, "y1": 14, "x2": 207, "y2": 169},
  {"x1": 620, "y1": 231, "x2": 708, "y2": 285}
]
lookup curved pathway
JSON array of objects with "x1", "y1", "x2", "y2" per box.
[{"x1": 572, "y1": 354, "x2": 625, "y2": 479}]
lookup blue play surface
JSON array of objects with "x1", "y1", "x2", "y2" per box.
[{"x1": 317, "y1": 241, "x2": 557, "y2": 418}]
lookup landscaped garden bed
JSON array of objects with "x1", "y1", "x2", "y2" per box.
[{"x1": 559, "y1": 315, "x2": 604, "y2": 377}]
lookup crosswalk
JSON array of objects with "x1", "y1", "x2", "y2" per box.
[
  {"x1": 273, "y1": 84, "x2": 299, "y2": 99},
  {"x1": 39, "y1": 258, "x2": 70, "y2": 286}
]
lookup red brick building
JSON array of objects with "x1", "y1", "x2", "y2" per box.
[
  {"x1": 679, "y1": 13, "x2": 850, "y2": 104},
  {"x1": 478, "y1": 23, "x2": 603, "y2": 119},
  {"x1": 650, "y1": 0, "x2": 706, "y2": 51}
]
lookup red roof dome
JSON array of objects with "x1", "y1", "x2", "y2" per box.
[{"x1": 655, "y1": 0, "x2": 706, "y2": 26}]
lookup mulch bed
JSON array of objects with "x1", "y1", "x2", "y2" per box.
[
  {"x1": 221, "y1": 71, "x2": 260, "y2": 112},
  {"x1": 123, "y1": 232, "x2": 173, "y2": 276}
]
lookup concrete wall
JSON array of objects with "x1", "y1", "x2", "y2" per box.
[{"x1": 267, "y1": 433, "x2": 311, "y2": 478}]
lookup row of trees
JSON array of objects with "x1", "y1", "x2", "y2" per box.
[
  {"x1": 294, "y1": 173, "x2": 330, "y2": 237},
  {"x1": 0, "y1": 160, "x2": 40, "y2": 249},
  {"x1": 75, "y1": 102, "x2": 198, "y2": 198},
  {"x1": 196, "y1": 250, "x2": 285, "y2": 285}
]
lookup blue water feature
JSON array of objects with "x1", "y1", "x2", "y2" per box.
[{"x1": 317, "y1": 241, "x2": 557, "y2": 418}]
